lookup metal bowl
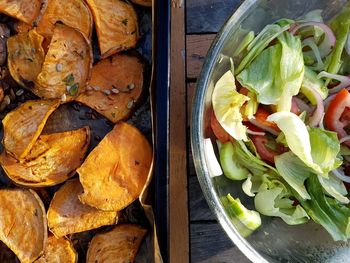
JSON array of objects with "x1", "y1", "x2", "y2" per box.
[{"x1": 191, "y1": 0, "x2": 349, "y2": 262}]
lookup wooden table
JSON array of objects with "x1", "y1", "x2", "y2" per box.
[{"x1": 169, "y1": 0, "x2": 251, "y2": 262}]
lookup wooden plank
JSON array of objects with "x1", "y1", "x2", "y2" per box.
[
  {"x1": 186, "y1": 34, "x2": 216, "y2": 79},
  {"x1": 190, "y1": 222, "x2": 249, "y2": 263},
  {"x1": 186, "y1": 0, "x2": 243, "y2": 34},
  {"x1": 189, "y1": 176, "x2": 216, "y2": 221},
  {"x1": 169, "y1": 0, "x2": 189, "y2": 262}
]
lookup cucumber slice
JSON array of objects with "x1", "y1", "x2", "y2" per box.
[
  {"x1": 221, "y1": 194, "x2": 261, "y2": 234},
  {"x1": 220, "y1": 142, "x2": 249, "y2": 180}
]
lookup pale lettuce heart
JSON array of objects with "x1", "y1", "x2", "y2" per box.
[{"x1": 212, "y1": 71, "x2": 249, "y2": 141}]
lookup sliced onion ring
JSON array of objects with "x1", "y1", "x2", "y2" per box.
[
  {"x1": 340, "y1": 135, "x2": 350, "y2": 144},
  {"x1": 332, "y1": 168, "x2": 350, "y2": 183},
  {"x1": 318, "y1": 71, "x2": 350, "y2": 94},
  {"x1": 204, "y1": 138, "x2": 223, "y2": 177},
  {"x1": 291, "y1": 21, "x2": 336, "y2": 58},
  {"x1": 247, "y1": 129, "x2": 266, "y2": 136},
  {"x1": 248, "y1": 118, "x2": 279, "y2": 136}
]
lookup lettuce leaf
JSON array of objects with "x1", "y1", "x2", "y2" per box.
[
  {"x1": 237, "y1": 32, "x2": 304, "y2": 112},
  {"x1": 212, "y1": 71, "x2": 249, "y2": 141},
  {"x1": 325, "y1": 2, "x2": 350, "y2": 77},
  {"x1": 318, "y1": 174, "x2": 349, "y2": 204},
  {"x1": 254, "y1": 182, "x2": 309, "y2": 225},
  {"x1": 268, "y1": 112, "x2": 341, "y2": 175},
  {"x1": 236, "y1": 24, "x2": 288, "y2": 74},
  {"x1": 275, "y1": 152, "x2": 313, "y2": 200},
  {"x1": 299, "y1": 176, "x2": 350, "y2": 241},
  {"x1": 301, "y1": 67, "x2": 328, "y2": 105}
]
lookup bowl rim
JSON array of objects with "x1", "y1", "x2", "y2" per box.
[{"x1": 191, "y1": 0, "x2": 269, "y2": 262}]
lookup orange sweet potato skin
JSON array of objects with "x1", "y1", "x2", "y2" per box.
[
  {"x1": 37, "y1": 0, "x2": 93, "y2": 40},
  {"x1": 0, "y1": 0, "x2": 43, "y2": 25},
  {"x1": 85, "y1": 0, "x2": 139, "y2": 58},
  {"x1": 131, "y1": 0, "x2": 152, "y2": 7},
  {"x1": 76, "y1": 54, "x2": 144, "y2": 123},
  {"x1": 47, "y1": 179, "x2": 117, "y2": 237},
  {"x1": 78, "y1": 122, "x2": 152, "y2": 211},
  {"x1": 86, "y1": 224, "x2": 147, "y2": 263}
]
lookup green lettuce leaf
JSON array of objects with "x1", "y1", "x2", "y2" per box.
[
  {"x1": 254, "y1": 181, "x2": 309, "y2": 225},
  {"x1": 318, "y1": 174, "x2": 349, "y2": 204},
  {"x1": 237, "y1": 32, "x2": 304, "y2": 112},
  {"x1": 325, "y1": 3, "x2": 350, "y2": 77},
  {"x1": 268, "y1": 113, "x2": 342, "y2": 175},
  {"x1": 299, "y1": 176, "x2": 350, "y2": 241},
  {"x1": 309, "y1": 128, "x2": 342, "y2": 174},
  {"x1": 236, "y1": 24, "x2": 288, "y2": 74},
  {"x1": 301, "y1": 67, "x2": 328, "y2": 105},
  {"x1": 275, "y1": 152, "x2": 313, "y2": 200}
]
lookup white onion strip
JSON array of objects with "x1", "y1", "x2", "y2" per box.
[
  {"x1": 340, "y1": 135, "x2": 350, "y2": 144},
  {"x1": 332, "y1": 169, "x2": 350, "y2": 183},
  {"x1": 291, "y1": 21, "x2": 336, "y2": 57},
  {"x1": 249, "y1": 118, "x2": 279, "y2": 136},
  {"x1": 247, "y1": 129, "x2": 266, "y2": 136},
  {"x1": 319, "y1": 113, "x2": 325, "y2": 129},
  {"x1": 204, "y1": 138, "x2": 223, "y2": 177},
  {"x1": 318, "y1": 71, "x2": 350, "y2": 94}
]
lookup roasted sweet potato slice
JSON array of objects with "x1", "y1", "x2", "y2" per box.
[
  {"x1": 7, "y1": 29, "x2": 45, "y2": 89},
  {"x1": 78, "y1": 122, "x2": 152, "y2": 211},
  {"x1": 2, "y1": 99, "x2": 60, "y2": 159},
  {"x1": 37, "y1": 0, "x2": 92, "y2": 40},
  {"x1": 86, "y1": 224, "x2": 147, "y2": 263},
  {"x1": 76, "y1": 54, "x2": 144, "y2": 123},
  {"x1": 131, "y1": 0, "x2": 152, "y2": 7},
  {"x1": 13, "y1": 21, "x2": 32, "y2": 33},
  {"x1": 47, "y1": 179, "x2": 118, "y2": 237},
  {"x1": 85, "y1": 0, "x2": 139, "y2": 58},
  {"x1": 35, "y1": 235, "x2": 77, "y2": 263},
  {"x1": 34, "y1": 24, "x2": 92, "y2": 100},
  {"x1": 1, "y1": 127, "x2": 90, "y2": 187},
  {"x1": 0, "y1": 0, "x2": 43, "y2": 25},
  {"x1": 0, "y1": 189, "x2": 47, "y2": 263}
]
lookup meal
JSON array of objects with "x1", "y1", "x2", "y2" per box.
[
  {"x1": 208, "y1": 3, "x2": 350, "y2": 241},
  {"x1": 0, "y1": 0, "x2": 153, "y2": 262}
]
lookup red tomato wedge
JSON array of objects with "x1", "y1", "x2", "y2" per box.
[
  {"x1": 210, "y1": 110, "x2": 232, "y2": 143},
  {"x1": 254, "y1": 107, "x2": 280, "y2": 133},
  {"x1": 325, "y1": 89, "x2": 350, "y2": 147}
]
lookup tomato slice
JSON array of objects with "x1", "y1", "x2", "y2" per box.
[
  {"x1": 324, "y1": 89, "x2": 350, "y2": 147},
  {"x1": 250, "y1": 135, "x2": 279, "y2": 164},
  {"x1": 210, "y1": 110, "x2": 232, "y2": 143},
  {"x1": 254, "y1": 107, "x2": 280, "y2": 132}
]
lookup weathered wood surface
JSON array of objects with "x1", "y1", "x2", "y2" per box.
[
  {"x1": 186, "y1": 34, "x2": 216, "y2": 79},
  {"x1": 170, "y1": 0, "x2": 189, "y2": 262},
  {"x1": 170, "y1": 0, "x2": 250, "y2": 261},
  {"x1": 186, "y1": 0, "x2": 243, "y2": 34}
]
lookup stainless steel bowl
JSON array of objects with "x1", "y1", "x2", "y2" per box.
[{"x1": 191, "y1": 0, "x2": 350, "y2": 262}]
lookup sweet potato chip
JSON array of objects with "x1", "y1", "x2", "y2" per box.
[
  {"x1": 2, "y1": 99, "x2": 60, "y2": 159},
  {"x1": 0, "y1": 0, "x2": 43, "y2": 25},
  {"x1": 1, "y1": 127, "x2": 90, "y2": 187},
  {"x1": 37, "y1": 0, "x2": 92, "y2": 40},
  {"x1": 131, "y1": 0, "x2": 152, "y2": 7},
  {"x1": 7, "y1": 29, "x2": 45, "y2": 89},
  {"x1": 47, "y1": 179, "x2": 118, "y2": 237},
  {"x1": 34, "y1": 24, "x2": 92, "y2": 100},
  {"x1": 0, "y1": 189, "x2": 47, "y2": 263},
  {"x1": 13, "y1": 21, "x2": 32, "y2": 33},
  {"x1": 86, "y1": 224, "x2": 147, "y2": 263},
  {"x1": 76, "y1": 54, "x2": 144, "y2": 123},
  {"x1": 35, "y1": 235, "x2": 77, "y2": 263},
  {"x1": 78, "y1": 122, "x2": 152, "y2": 211},
  {"x1": 85, "y1": 0, "x2": 139, "y2": 58}
]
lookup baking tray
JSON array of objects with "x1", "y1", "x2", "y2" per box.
[
  {"x1": 0, "y1": 1, "x2": 167, "y2": 262},
  {"x1": 153, "y1": 0, "x2": 170, "y2": 261}
]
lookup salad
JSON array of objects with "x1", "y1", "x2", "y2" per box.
[{"x1": 207, "y1": 3, "x2": 350, "y2": 241}]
